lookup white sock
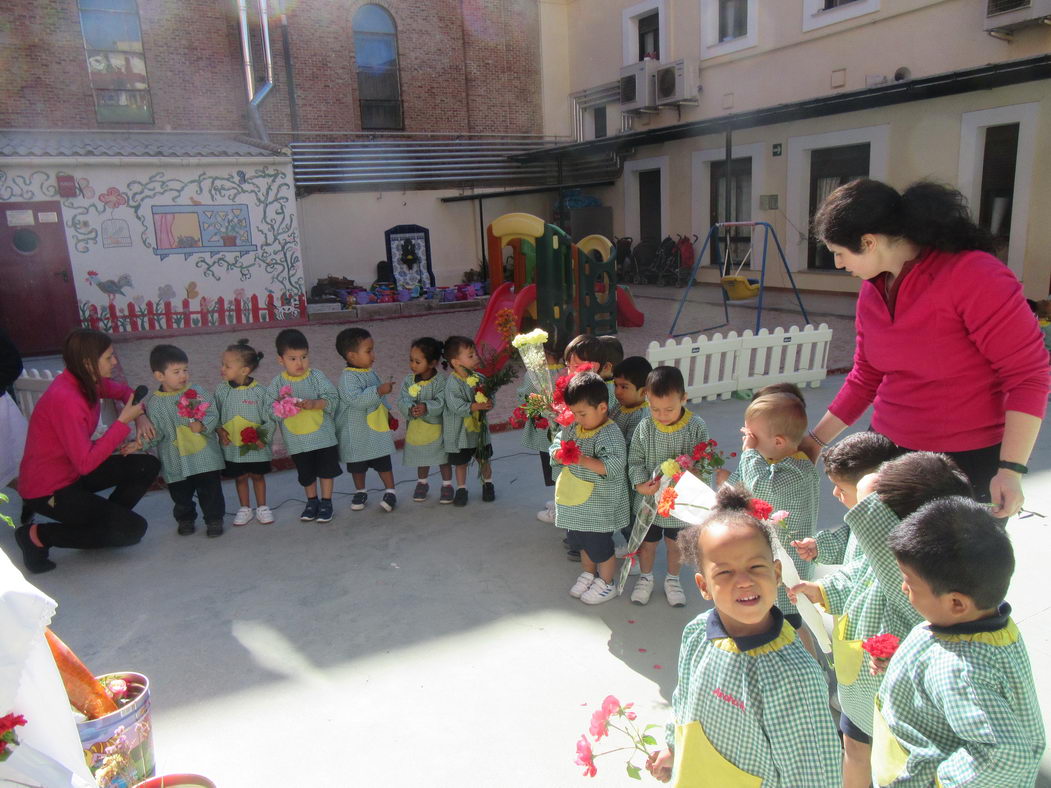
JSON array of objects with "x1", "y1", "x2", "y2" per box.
[
  {"x1": 640, "y1": 572, "x2": 654, "y2": 581},
  {"x1": 385, "y1": 488, "x2": 395, "y2": 494},
  {"x1": 356, "y1": 489, "x2": 366, "y2": 494},
  {"x1": 442, "y1": 480, "x2": 453, "y2": 487}
]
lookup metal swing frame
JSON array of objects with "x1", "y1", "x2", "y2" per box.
[{"x1": 669, "y1": 221, "x2": 810, "y2": 337}]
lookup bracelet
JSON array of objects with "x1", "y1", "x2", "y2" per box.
[
  {"x1": 998, "y1": 460, "x2": 1028, "y2": 475},
  {"x1": 808, "y1": 430, "x2": 827, "y2": 448}
]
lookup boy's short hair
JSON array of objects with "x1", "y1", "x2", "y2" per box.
[
  {"x1": 753, "y1": 382, "x2": 806, "y2": 408},
  {"x1": 275, "y1": 328, "x2": 309, "y2": 356},
  {"x1": 442, "y1": 335, "x2": 476, "y2": 364},
  {"x1": 890, "y1": 496, "x2": 1013, "y2": 610},
  {"x1": 613, "y1": 356, "x2": 652, "y2": 390},
  {"x1": 744, "y1": 393, "x2": 808, "y2": 444},
  {"x1": 563, "y1": 334, "x2": 602, "y2": 364},
  {"x1": 563, "y1": 372, "x2": 609, "y2": 408},
  {"x1": 646, "y1": 366, "x2": 686, "y2": 398},
  {"x1": 544, "y1": 330, "x2": 568, "y2": 362},
  {"x1": 680, "y1": 484, "x2": 776, "y2": 568},
  {"x1": 336, "y1": 327, "x2": 371, "y2": 359},
  {"x1": 149, "y1": 344, "x2": 188, "y2": 373},
  {"x1": 822, "y1": 431, "x2": 904, "y2": 485},
  {"x1": 598, "y1": 335, "x2": 625, "y2": 367},
  {"x1": 875, "y1": 451, "x2": 973, "y2": 520}
]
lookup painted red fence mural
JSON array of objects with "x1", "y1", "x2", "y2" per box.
[{"x1": 84, "y1": 294, "x2": 308, "y2": 334}]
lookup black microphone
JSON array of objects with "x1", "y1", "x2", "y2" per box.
[{"x1": 131, "y1": 385, "x2": 149, "y2": 405}]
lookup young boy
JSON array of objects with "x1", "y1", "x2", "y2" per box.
[
  {"x1": 267, "y1": 329, "x2": 341, "y2": 523},
  {"x1": 335, "y1": 327, "x2": 398, "y2": 512},
  {"x1": 874, "y1": 496, "x2": 1044, "y2": 787},
  {"x1": 598, "y1": 334, "x2": 624, "y2": 409},
  {"x1": 611, "y1": 356, "x2": 652, "y2": 441},
  {"x1": 627, "y1": 366, "x2": 709, "y2": 607},
  {"x1": 142, "y1": 344, "x2": 226, "y2": 537},
  {"x1": 549, "y1": 372, "x2": 629, "y2": 605}
]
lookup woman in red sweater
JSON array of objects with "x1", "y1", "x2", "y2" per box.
[
  {"x1": 807, "y1": 179, "x2": 1047, "y2": 518},
  {"x1": 14, "y1": 329, "x2": 161, "y2": 573}
]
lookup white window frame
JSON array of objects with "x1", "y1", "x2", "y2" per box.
[
  {"x1": 700, "y1": 0, "x2": 757, "y2": 59},
  {"x1": 624, "y1": 155, "x2": 670, "y2": 242},
  {"x1": 784, "y1": 124, "x2": 889, "y2": 271},
  {"x1": 691, "y1": 143, "x2": 765, "y2": 269},
  {"x1": 802, "y1": 0, "x2": 879, "y2": 33},
  {"x1": 622, "y1": 0, "x2": 668, "y2": 66},
  {"x1": 957, "y1": 102, "x2": 1038, "y2": 278}
]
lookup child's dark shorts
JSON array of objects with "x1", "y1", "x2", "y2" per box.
[
  {"x1": 346, "y1": 454, "x2": 393, "y2": 475},
  {"x1": 566, "y1": 530, "x2": 615, "y2": 563},
  {"x1": 447, "y1": 446, "x2": 491, "y2": 466},
  {"x1": 291, "y1": 444, "x2": 342, "y2": 487},
  {"x1": 643, "y1": 523, "x2": 680, "y2": 542},
  {"x1": 839, "y1": 713, "x2": 872, "y2": 745},
  {"x1": 222, "y1": 460, "x2": 272, "y2": 479}
]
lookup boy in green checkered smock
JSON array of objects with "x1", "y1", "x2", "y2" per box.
[
  {"x1": 267, "y1": 329, "x2": 342, "y2": 523},
  {"x1": 610, "y1": 356, "x2": 652, "y2": 442},
  {"x1": 140, "y1": 344, "x2": 226, "y2": 537},
  {"x1": 791, "y1": 452, "x2": 972, "y2": 787},
  {"x1": 646, "y1": 484, "x2": 841, "y2": 787},
  {"x1": 550, "y1": 372, "x2": 629, "y2": 606},
  {"x1": 398, "y1": 337, "x2": 452, "y2": 504},
  {"x1": 335, "y1": 328, "x2": 398, "y2": 512},
  {"x1": 873, "y1": 496, "x2": 1044, "y2": 787},
  {"x1": 441, "y1": 336, "x2": 495, "y2": 507},
  {"x1": 626, "y1": 366, "x2": 709, "y2": 607}
]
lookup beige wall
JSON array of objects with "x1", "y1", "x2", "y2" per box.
[{"x1": 539, "y1": 0, "x2": 573, "y2": 138}]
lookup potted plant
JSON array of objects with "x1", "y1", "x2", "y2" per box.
[{"x1": 219, "y1": 215, "x2": 242, "y2": 246}]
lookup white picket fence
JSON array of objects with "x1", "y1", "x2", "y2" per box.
[{"x1": 646, "y1": 323, "x2": 833, "y2": 402}]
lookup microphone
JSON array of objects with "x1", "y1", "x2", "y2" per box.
[{"x1": 131, "y1": 385, "x2": 149, "y2": 405}]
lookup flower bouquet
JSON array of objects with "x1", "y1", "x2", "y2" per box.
[
  {"x1": 272, "y1": 385, "x2": 303, "y2": 419},
  {"x1": 175, "y1": 388, "x2": 209, "y2": 421},
  {"x1": 238, "y1": 425, "x2": 268, "y2": 457},
  {"x1": 574, "y1": 695, "x2": 657, "y2": 779},
  {"x1": 0, "y1": 712, "x2": 27, "y2": 762}
]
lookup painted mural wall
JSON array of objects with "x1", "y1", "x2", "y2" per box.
[{"x1": 0, "y1": 160, "x2": 305, "y2": 333}]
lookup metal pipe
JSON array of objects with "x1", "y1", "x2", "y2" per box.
[
  {"x1": 237, "y1": 0, "x2": 275, "y2": 141},
  {"x1": 279, "y1": 8, "x2": 300, "y2": 132},
  {"x1": 237, "y1": 0, "x2": 255, "y2": 102}
]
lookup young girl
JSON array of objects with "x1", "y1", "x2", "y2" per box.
[
  {"x1": 215, "y1": 339, "x2": 274, "y2": 525},
  {"x1": 441, "y1": 335, "x2": 494, "y2": 507},
  {"x1": 647, "y1": 485, "x2": 841, "y2": 786},
  {"x1": 398, "y1": 337, "x2": 452, "y2": 504}
]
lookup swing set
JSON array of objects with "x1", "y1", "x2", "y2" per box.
[{"x1": 669, "y1": 220, "x2": 810, "y2": 337}]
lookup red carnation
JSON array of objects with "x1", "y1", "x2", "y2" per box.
[
  {"x1": 691, "y1": 444, "x2": 704, "y2": 462},
  {"x1": 240, "y1": 426, "x2": 259, "y2": 445},
  {"x1": 748, "y1": 498, "x2": 774, "y2": 520},
  {"x1": 388, "y1": 414, "x2": 399, "y2": 431},
  {"x1": 554, "y1": 439, "x2": 581, "y2": 465},
  {"x1": 862, "y1": 633, "x2": 901, "y2": 660},
  {"x1": 185, "y1": 388, "x2": 199, "y2": 399},
  {"x1": 555, "y1": 407, "x2": 575, "y2": 427},
  {"x1": 534, "y1": 416, "x2": 549, "y2": 429}
]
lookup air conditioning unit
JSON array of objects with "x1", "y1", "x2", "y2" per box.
[
  {"x1": 984, "y1": 0, "x2": 1051, "y2": 32},
  {"x1": 656, "y1": 58, "x2": 698, "y2": 106},
  {"x1": 619, "y1": 59, "x2": 659, "y2": 112}
]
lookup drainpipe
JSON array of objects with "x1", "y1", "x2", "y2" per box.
[
  {"x1": 237, "y1": 0, "x2": 274, "y2": 142},
  {"x1": 278, "y1": 4, "x2": 300, "y2": 132}
]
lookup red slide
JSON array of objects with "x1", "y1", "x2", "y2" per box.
[
  {"x1": 616, "y1": 285, "x2": 645, "y2": 328},
  {"x1": 474, "y1": 282, "x2": 537, "y2": 374}
]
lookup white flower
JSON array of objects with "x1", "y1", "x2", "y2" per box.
[{"x1": 511, "y1": 328, "x2": 549, "y2": 349}]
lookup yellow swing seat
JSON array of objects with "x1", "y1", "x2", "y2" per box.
[{"x1": 720, "y1": 275, "x2": 760, "y2": 301}]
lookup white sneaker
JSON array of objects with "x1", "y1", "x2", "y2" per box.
[
  {"x1": 232, "y1": 507, "x2": 253, "y2": 526},
  {"x1": 664, "y1": 575, "x2": 687, "y2": 607},
  {"x1": 581, "y1": 577, "x2": 617, "y2": 605},
  {"x1": 255, "y1": 505, "x2": 274, "y2": 525},
  {"x1": 631, "y1": 575, "x2": 654, "y2": 605},
  {"x1": 570, "y1": 571, "x2": 595, "y2": 598},
  {"x1": 536, "y1": 501, "x2": 556, "y2": 523}
]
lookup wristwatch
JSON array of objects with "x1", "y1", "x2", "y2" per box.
[{"x1": 998, "y1": 460, "x2": 1028, "y2": 475}]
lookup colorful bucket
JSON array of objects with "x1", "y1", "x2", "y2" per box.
[{"x1": 77, "y1": 672, "x2": 156, "y2": 788}]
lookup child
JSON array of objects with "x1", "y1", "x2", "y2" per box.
[
  {"x1": 215, "y1": 339, "x2": 274, "y2": 526},
  {"x1": 627, "y1": 366, "x2": 709, "y2": 607},
  {"x1": 611, "y1": 356, "x2": 652, "y2": 441},
  {"x1": 598, "y1": 334, "x2": 624, "y2": 399},
  {"x1": 564, "y1": 334, "x2": 618, "y2": 410},
  {"x1": 335, "y1": 327, "x2": 398, "y2": 512},
  {"x1": 645, "y1": 484, "x2": 842, "y2": 785},
  {"x1": 790, "y1": 452, "x2": 972, "y2": 788},
  {"x1": 550, "y1": 372, "x2": 630, "y2": 605},
  {"x1": 441, "y1": 335, "x2": 494, "y2": 506},
  {"x1": 267, "y1": 328, "x2": 341, "y2": 523},
  {"x1": 398, "y1": 336, "x2": 452, "y2": 504},
  {"x1": 526, "y1": 335, "x2": 566, "y2": 524},
  {"x1": 874, "y1": 496, "x2": 1044, "y2": 787},
  {"x1": 142, "y1": 344, "x2": 226, "y2": 537}
]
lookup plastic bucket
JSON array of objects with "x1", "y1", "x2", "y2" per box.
[
  {"x1": 78, "y1": 672, "x2": 155, "y2": 787},
  {"x1": 355, "y1": 291, "x2": 371, "y2": 305}
]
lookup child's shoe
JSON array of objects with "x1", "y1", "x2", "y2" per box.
[
  {"x1": 350, "y1": 492, "x2": 368, "y2": 511},
  {"x1": 482, "y1": 481, "x2": 495, "y2": 502},
  {"x1": 380, "y1": 492, "x2": 397, "y2": 512},
  {"x1": 566, "y1": 548, "x2": 581, "y2": 562},
  {"x1": 412, "y1": 482, "x2": 429, "y2": 502},
  {"x1": 569, "y1": 571, "x2": 595, "y2": 598},
  {"x1": 453, "y1": 487, "x2": 468, "y2": 507},
  {"x1": 316, "y1": 499, "x2": 334, "y2": 523},
  {"x1": 177, "y1": 521, "x2": 196, "y2": 536},
  {"x1": 439, "y1": 485, "x2": 455, "y2": 504},
  {"x1": 233, "y1": 507, "x2": 254, "y2": 526},
  {"x1": 15, "y1": 525, "x2": 55, "y2": 574},
  {"x1": 255, "y1": 505, "x2": 274, "y2": 524},
  {"x1": 581, "y1": 577, "x2": 617, "y2": 605},
  {"x1": 536, "y1": 501, "x2": 556, "y2": 523},
  {"x1": 206, "y1": 520, "x2": 224, "y2": 538},
  {"x1": 630, "y1": 575, "x2": 654, "y2": 605},
  {"x1": 664, "y1": 575, "x2": 687, "y2": 607},
  {"x1": 300, "y1": 499, "x2": 320, "y2": 521}
]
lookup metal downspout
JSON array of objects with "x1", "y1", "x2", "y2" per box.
[{"x1": 237, "y1": 0, "x2": 274, "y2": 142}]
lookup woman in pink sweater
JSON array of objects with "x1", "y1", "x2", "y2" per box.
[
  {"x1": 14, "y1": 329, "x2": 161, "y2": 573},
  {"x1": 806, "y1": 179, "x2": 1047, "y2": 518}
]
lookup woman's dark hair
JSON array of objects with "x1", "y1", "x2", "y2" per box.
[
  {"x1": 812, "y1": 178, "x2": 996, "y2": 255},
  {"x1": 62, "y1": 328, "x2": 112, "y2": 403},
  {"x1": 336, "y1": 327, "x2": 371, "y2": 359},
  {"x1": 563, "y1": 371, "x2": 609, "y2": 408},
  {"x1": 680, "y1": 484, "x2": 775, "y2": 568},
  {"x1": 442, "y1": 335, "x2": 476, "y2": 368},
  {"x1": 875, "y1": 451, "x2": 973, "y2": 519},
  {"x1": 613, "y1": 356, "x2": 652, "y2": 390},
  {"x1": 226, "y1": 338, "x2": 263, "y2": 372},
  {"x1": 822, "y1": 431, "x2": 904, "y2": 485},
  {"x1": 411, "y1": 336, "x2": 444, "y2": 365},
  {"x1": 275, "y1": 328, "x2": 309, "y2": 356},
  {"x1": 646, "y1": 365, "x2": 686, "y2": 398}
]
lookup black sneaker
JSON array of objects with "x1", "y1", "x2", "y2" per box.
[
  {"x1": 566, "y1": 549, "x2": 582, "y2": 562},
  {"x1": 15, "y1": 525, "x2": 56, "y2": 574},
  {"x1": 177, "y1": 521, "x2": 196, "y2": 535},
  {"x1": 481, "y1": 482, "x2": 495, "y2": 502},
  {"x1": 380, "y1": 492, "x2": 397, "y2": 512},
  {"x1": 453, "y1": 487, "x2": 469, "y2": 507},
  {"x1": 412, "y1": 482, "x2": 429, "y2": 502},
  {"x1": 350, "y1": 492, "x2": 368, "y2": 511},
  {"x1": 439, "y1": 485, "x2": 455, "y2": 504},
  {"x1": 205, "y1": 520, "x2": 224, "y2": 538},
  {"x1": 316, "y1": 499, "x2": 334, "y2": 523},
  {"x1": 300, "y1": 499, "x2": 320, "y2": 521}
]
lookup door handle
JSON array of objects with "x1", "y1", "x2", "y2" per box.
[{"x1": 54, "y1": 270, "x2": 69, "y2": 282}]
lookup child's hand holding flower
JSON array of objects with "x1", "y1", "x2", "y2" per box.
[
  {"x1": 407, "y1": 383, "x2": 422, "y2": 399},
  {"x1": 553, "y1": 439, "x2": 582, "y2": 465},
  {"x1": 862, "y1": 633, "x2": 900, "y2": 675}
]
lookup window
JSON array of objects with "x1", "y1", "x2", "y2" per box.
[
  {"x1": 353, "y1": 4, "x2": 403, "y2": 130},
  {"x1": 719, "y1": 0, "x2": 748, "y2": 41},
  {"x1": 977, "y1": 124, "x2": 1019, "y2": 263},
  {"x1": 708, "y1": 157, "x2": 752, "y2": 265},
  {"x1": 807, "y1": 143, "x2": 870, "y2": 269},
  {"x1": 823, "y1": 0, "x2": 860, "y2": 8},
  {"x1": 803, "y1": 0, "x2": 879, "y2": 32},
  {"x1": 622, "y1": 1, "x2": 666, "y2": 66},
  {"x1": 593, "y1": 106, "x2": 607, "y2": 139},
  {"x1": 78, "y1": 0, "x2": 152, "y2": 123},
  {"x1": 701, "y1": 0, "x2": 757, "y2": 58},
  {"x1": 638, "y1": 12, "x2": 659, "y2": 60}
]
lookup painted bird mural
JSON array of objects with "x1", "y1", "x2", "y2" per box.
[{"x1": 85, "y1": 270, "x2": 133, "y2": 301}]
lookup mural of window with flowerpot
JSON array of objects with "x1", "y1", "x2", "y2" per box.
[{"x1": 151, "y1": 204, "x2": 258, "y2": 260}]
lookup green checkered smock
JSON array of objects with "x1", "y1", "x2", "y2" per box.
[
  {"x1": 142, "y1": 384, "x2": 225, "y2": 484},
  {"x1": 612, "y1": 401, "x2": 649, "y2": 442},
  {"x1": 816, "y1": 523, "x2": 859, "y2": 565},
  {"x1": 266, "y1": 369, "x2": 338, "y2": 456},
  {"x1": 817, "y1": 495, "x2": 924, "y2": 737},
  {"x1": 516, "y1": 365, "x2": 560, "y2": 453},
  {"x1": 605, "y1": 379, "x2": 617, "y2": 411},
  {"x1": 874, "y1": 605, "x2": 1045, "y2": 787},
  {"x1": 443, "y1": 371, "x2": 489, "y2": 451},
  {"x1": 627, "y1": 410, "x2": 710, "y2": 526},
  {"x1": 663, "y1": 608, "x2": 842, "y2": 787},
  {"x1": 397, "y1": 372, "x2": 448, "y2": 467},
  {"x1": 728, "y1": 449, "x2": 820, "y2": 618},
  {"x1": 549, "y1": 420, "x2": 629, "y2": 533},
  {"x1": 213, "y1": 380, "x2": 274, "y2": 464},
  {"x1": 335, "y1": 367, "x2": 396, "y2": 463}
]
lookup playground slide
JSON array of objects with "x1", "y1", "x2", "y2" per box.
[
  {"x1": 474, "y1": 281, "x2": 537, "y2": 373},
  {"x1": 616, "y1": 285, "x2": 645, "y2": 328}
]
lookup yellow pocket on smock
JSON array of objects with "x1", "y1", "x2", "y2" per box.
[
  {"x1": 554, "y1": 467, "x2": 594, "y2": 507},
  {"x1": 463, "y1": 413, "x2": 481, "y2": 433},
  {"x1": 832, "y1": 613, "x2": 865, "y2": 687},
  {"x1": 871, "y1": 697, "x2": 910, "y2": 787},
  {"x1": 223, "y1": 414, "x2": 257, "y2": 447},
  {"x1": 672, "y1": 720, "x2": 762, "y2": 788},
  {"x1": 367, "y1": 403, "x2": 390, "y2": 432},
  {"x1": 175, "y1": 424, "x2": 207, "y2": 457},
  {"x1": 406, "y1": 419, "x2": 441, "y2": 446},
  {"x1": 284, "y1": 408, "x2": 324, "y2": 435}
]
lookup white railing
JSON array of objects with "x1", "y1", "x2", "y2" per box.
[
  {"x1": 646, "y1": 324, "x2": 834, "y2": 401},
  {"x1": 14, "y1": 368, "x2": 120, "y2": 437}
]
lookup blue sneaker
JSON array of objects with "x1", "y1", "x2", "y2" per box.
[
  {"x1": 300, "y1": 499, "x2": 320, "y2": 521},
  {"x1": 351, "y1": 492, "x2": 368, "y2": 511},
  {"x1": 316, "y1": 499, "x2": 333, "y2": 523}
]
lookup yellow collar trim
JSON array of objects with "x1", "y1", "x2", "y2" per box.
[
  {"x1": 765, "y1": 450, "x2": 810, "y2": 465},
  {"x1": 932, "y1": 619, "x2": 1020, "y2": 647},
  {"x1": 710, "y1": 621, "x2": 797, "y2": 656},
  {"x1": 282, "y1": 371, "x2": 311, "y2": 382},
  {"x1": 345, "y1": 366, "x2": 371, "y2": 373},
  {"x1": 654, "y1": 409, "x2": 691, "y2": 433},
  {"x1": 619, "y1": 401, "x2": 648, "y2": 414},
  {"x1": 155, "y1": 386, "x2": 190, "y2": 397},
  {"x1": 575, "y1": 419, "x2": 613, "y2": 439},
  {"x1": 414, "y1": 376, "x2": 436, "y2": 387},
  {"x1": 547, "y1": 363, "x2": 564, "y2": 371}
]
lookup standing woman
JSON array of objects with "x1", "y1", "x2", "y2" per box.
[
  {"x1": 14, "y1": 329, "x2": 161, "y2": 573},
  {"x1": 806, "y1": 179, "x2": 1048, "y2": 517}
]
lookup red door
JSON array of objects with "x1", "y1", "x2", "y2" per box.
[{"x1": 0, "y1": 201, "x2": 80, "y2": 355}]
